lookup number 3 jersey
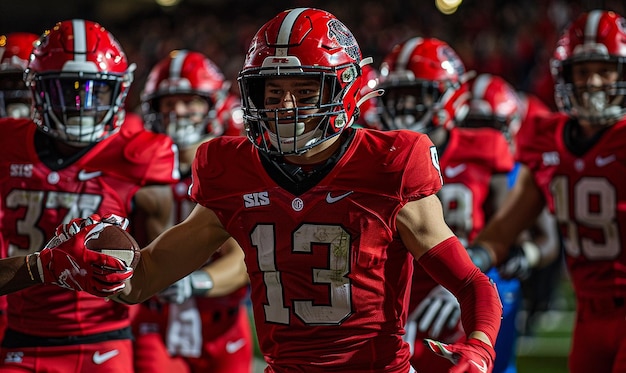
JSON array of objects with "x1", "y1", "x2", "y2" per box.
[
  {"x1": 0, "y1": 114, "x2": 179, "y2": 337},
  {"x1": 190, "y1": 128, "x2": 442, "y2": 372},
  {"x1": 516, "y1": 113, "x2": 626, "y2": 299}
]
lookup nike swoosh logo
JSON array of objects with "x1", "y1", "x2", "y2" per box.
[
  {"x1": 595, "y1": 155, "x2": 616, "y2": 167},
  {"x1": 93, "y1": 349, "x2": 119, "y2": 364},
  {"x1": 444, "y1": 164, "x2": 466, "y2": 178},
  {"x1": 78, "y1": 170, "x2": 102, "y2": 181},
  {"x1": 326, "y1": 191, "x2": 353, "y2": 204},
  {"x1": 470, "y1": 359, "x2": 488, "y2": 373},
  {"x1": 225, "y1": 338, "x2": 246, "y2": 354}
]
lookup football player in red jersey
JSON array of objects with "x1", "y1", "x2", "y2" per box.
[
  {"x1": 0, "y1": 20, "x2": 179, "y2": 373},
  {"x1": 0, "y1": 32, "x2": 38, "y2": 119},
  {"x1": 0, "y1": 30, "x2": 39, "y2": 345},
  {"x1": 15, "y1": 8, "x2": 501, "y2": 373},
  {"x1": 464, "y1": 10, "x2": 626, "y2": 373},
  {"x1": 377, "y1": 37, "x2": 513, "y2": 373},
  {"x1": 132, "y1": 49, "x2": 251, "y2": 373}
]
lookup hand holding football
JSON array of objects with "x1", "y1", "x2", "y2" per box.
[{"x1": 84, "y1": 224, "x2": 141, "y2": 269}]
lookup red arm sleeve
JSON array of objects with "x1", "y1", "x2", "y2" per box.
[{"x1": 417, "y1": 236, "x2": 502, "y2": 345}]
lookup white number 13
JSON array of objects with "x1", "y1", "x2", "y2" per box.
[{"x1": 250, "y1": 224, "x2": 353, "y2": 325}]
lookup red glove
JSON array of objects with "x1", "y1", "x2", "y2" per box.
[
  {"x1": 35, "y1": 215, "x2": 133, "y2": 297},
  {"x1": 424, "y1": 338, "x2": 495, "y2": 373},
  {"x1": 50, "y1": 214, "x2": 129, "y2": 248}
]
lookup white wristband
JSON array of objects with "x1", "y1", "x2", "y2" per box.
[{"x1": 520, "y1": 241, "x2": 541, "y2": 268}]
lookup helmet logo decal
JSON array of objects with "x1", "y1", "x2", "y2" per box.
[
  {"x1": 328, "y1": 19, "x2": 360, "y2": 62},
  {"x1": 438, "y1": 45, "x2": 465, "y2": 77}
]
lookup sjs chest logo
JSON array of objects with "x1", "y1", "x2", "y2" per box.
[
  {"x1": 244, "y1": 191, "x2": 270, "y2": 208},
  {"x1": 10, "y1": 164, "x2": 33, "y2": 178}
]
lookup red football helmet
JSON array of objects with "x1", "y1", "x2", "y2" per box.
[
  {"x1": 551, "y1": 10, "x2": 626, "y2": 126},
  {"x1": 0, "y1": 32, "x2": 38, "y2": 118},
  {"x1": 25, "y1": 19, "x2": 134, "y2": 146},
  {"x1": 141, "y1": 49, "x2": 229, "y2": 148},
  {"x1": 378, "y1": 37, "x2": 471, "y2": 133},
  {"x1": 238, "y1": 7, "x2": 370, "y2": 155},
  {"x1": 464, "y1": 73, "x2": 523, "y2": 142}
]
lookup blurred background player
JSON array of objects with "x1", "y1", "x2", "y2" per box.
[
  {"x1": 0, "y1": 32, "x2": 38, "y2": 119},
  {"x1": 133, "y1": 49, "x2": 251, "y2": 373},
  {"x1": 0, "y1": 31, "x2": 38, "y2": 343},
  {"x1": 511, "y1": 90, "x2": 564, "y2": 336},
  {"x1": 469, "y1": 9, "x2": 626, "y2": 373},
  {"x1": 0, "y1": 19, "x2": 179, "y2": 373},
  {"x1": 461, "y1": 72, "x2": 560, "y2": 373},
  {"x1": 376, "y1": 36, "x2": 513, "y2": 372}
]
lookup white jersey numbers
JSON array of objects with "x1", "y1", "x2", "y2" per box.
[{"x1": 250, "y1": 223, "x2": 353, "y2": 325}]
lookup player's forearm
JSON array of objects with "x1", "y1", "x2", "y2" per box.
[
  {"x1": 419, "y1": 236, "x2": 501, "y2": 345},
  {"x1": 201, "y1": 239, "x2": 249, "y2": 297},
  {"x1": 0, "y1": 255, "x2": 40, "y2": 295}
]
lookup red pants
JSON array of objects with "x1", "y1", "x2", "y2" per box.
[
  {"x1": 0, "y1": 339, "x2": 132, "y2": 373},
  {"x1": 569, "y1": 297, "x2": 626, "y2": 373}
]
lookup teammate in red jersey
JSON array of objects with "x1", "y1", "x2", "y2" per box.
[
  {"x1": 377, "y1": 37, "x2": 513, "y2": 373},
  {"x1": 0, "y1": 30, "x2": 39, "y2": 345},
  {"x1": 133, "y1": 49, "x2": 251, "y2": 373},
  {"x1": 465, "y1": 10, "x2": 626, "y2": 373},
  {"x1": 0, "y1": 20, "x2": 179, "y2": 373},
  {"x1": 13, "y1": 8, "x2": 501, "y2": 373}
]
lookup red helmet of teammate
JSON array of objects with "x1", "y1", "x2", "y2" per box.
[
  {"x1": 0, "y1": 32, "x2": 38, "y2": 118},
  {"x1": 142, "y1": 50, "x2": 229, "y2": 149},
  {"x1": 238, "y1": 7, "x2": 370, "y2": 155},
  {"x1": 464, "y1": 73, "x2": 523, "y2": 142},
  {"x1": 378, "y1": 37, "x2": 471, "y2": 133},
  {"x1": 25, "y1": 19, "x2": 134, "y2": 146},
  {"x1": 551, "y1": 10, "x2": 626, "y2": 126}
]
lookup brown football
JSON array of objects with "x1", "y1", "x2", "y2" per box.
[{"x1": 84, "y1": 224, "x2": 141, "y2": 269}]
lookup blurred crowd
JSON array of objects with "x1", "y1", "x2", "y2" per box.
[
  {"x1": 97, "y1": 0, "x2": 624, "y2": 110},
  {"x1": 3, "y1": 0, "x2": 625, "y2": 109}
]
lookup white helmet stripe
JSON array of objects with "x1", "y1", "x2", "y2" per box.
[
  {"x1": 396, "y1": 37, "x2": 423, "y2": 71},
  {"x1": 170, "y1": 50, "x2": 188, "y2": 79},
  {"x1": 275, "y1": 8, "x2": 307, "y2": 57},
  {"x1": 585, "y1": 10, "x2": 602, "y2": 43},
  {"x1": 71, "y1": 19, "x2": 87, "y2": 62},
  {"x1": 472, "y1": 73, "x2": 492, "y2": 99}
]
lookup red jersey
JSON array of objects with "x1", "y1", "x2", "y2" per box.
[
  {"x1": 0, "y1": 114, "x2": 178, "y2": 337},
  {"x1": 517, "y1": 113, "x2": 626, "y2": 298},
  {"x1": 409, "y1": 127, "x2": 513, "y2": 335},
  {"x1": 190, "y1": 128, "x2": 442, "y2": 372}
]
